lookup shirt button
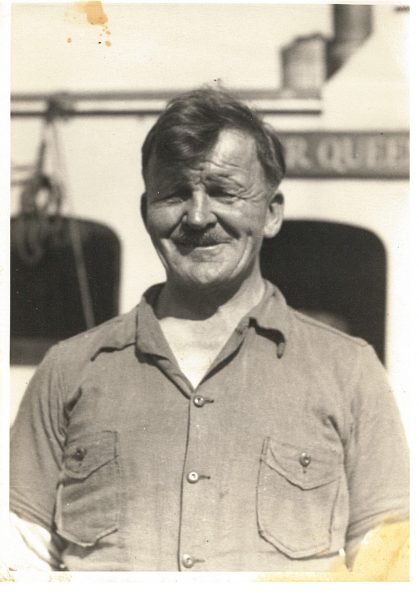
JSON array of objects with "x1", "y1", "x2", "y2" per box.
[
  {"x1": 181, "y1": 554, "x2": 195, "y2": 569},
  {"x1": 72, "y1": 447, "x2": 86, "y2": 461},
  {"x1": 299, "y1": 452, "x2": 311, "y2": 468},
  {"x1": 193, "y1": 395, "x2": 206, "y2": 408},
  {"x1": 186, "y1": 471, "x2": 200, "y2": 483}
]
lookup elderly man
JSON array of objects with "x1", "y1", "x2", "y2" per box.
[{"x1": 9, "y1": 88, "x2": 408, "y2": 572}]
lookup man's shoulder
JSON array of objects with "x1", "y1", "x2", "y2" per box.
[
  {"x1": 290, "y1": 307, "x2": 369, "y2": 349},
  {"x1": 50, "y1": 306, "x2": 138, "y2": 364},
  {"x1": 284, "y1": 307, "x2": 379, "y2": 386}
]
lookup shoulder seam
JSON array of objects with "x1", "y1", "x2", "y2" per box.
[
  {"x1": 292, "y1": 309, "x2": 369, "y2": 347},
  {"x1": 55, "y1": 314, "x2": 129, "y2": 347}
]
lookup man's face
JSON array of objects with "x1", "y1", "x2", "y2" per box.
[{"x1": 144, "y1": 128, "x2": 283, "y2": 291}]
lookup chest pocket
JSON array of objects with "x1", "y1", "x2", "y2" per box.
[
  {"x1": 54, "y1": 431, "x2": 120, "y2": 547},
  {"x1": 257, "y1": 437, "x2": 343, "y2": 558}
]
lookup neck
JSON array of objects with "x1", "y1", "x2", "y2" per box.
[{"x1": 155, "y1": 269, "x2": 266, "y2": 321}]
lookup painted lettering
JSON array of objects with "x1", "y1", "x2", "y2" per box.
[
  {"x1": 283, "y1": 136, "x2": 312, "y2": 170},
  {"x1": 278, "y1": 132, "x2": 409, "y2": 178}
]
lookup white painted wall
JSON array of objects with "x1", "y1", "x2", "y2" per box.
[{"x1": 11, "y1": 3, "x2": 332, "y2": 93}]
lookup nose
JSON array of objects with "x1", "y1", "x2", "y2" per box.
[{"x1": 183, "y1": 191, "x2": 217, "y2": 230}]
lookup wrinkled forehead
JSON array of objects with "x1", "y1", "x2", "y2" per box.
[{"x1": 144, "y1": 129, "x2": 265, "y2": 190}]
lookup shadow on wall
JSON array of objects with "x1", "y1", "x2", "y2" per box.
[{"x1": 261, "y1": 220, "x2": 386, "y2": 363}]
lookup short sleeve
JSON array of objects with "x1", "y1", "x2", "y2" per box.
[
  {"x1": 10, "y1": 346, "x2": 66, "y2": 531},
  {"x1": 345, "y1": 344, "x2": 409, "y2": 548}
]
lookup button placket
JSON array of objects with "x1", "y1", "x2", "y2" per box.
[
  {"x1": 193, "y1": 394, "x2": 214, "y2": 408},
  {"x1": 180, "y1": 553, "x2": 205, "y2": 569},
  {"x1": 186, "y1": 471, "x2": 210, "y2": 484},
  {"x1": 178, "y1": 390, "x2": 215, "y2": 570},
  {"x1": 187, "y1": 471, "x2": 199, "y2": 484},
  {"x1": 181, "y1": 553, "x2": 195, "y2": 569}
]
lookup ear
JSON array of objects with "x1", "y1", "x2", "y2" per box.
[
  {"x1": 263, "y1": 192, "x2": 284, "y2": 239},
  {"x1": 140, "y1": 192, "x2": 148, "y2": 227}
]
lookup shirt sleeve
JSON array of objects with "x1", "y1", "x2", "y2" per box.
[
  {"x1": 344, "y1": 344, "x2": 409, "y2": 551},
  {"x1": 3, "y1": 512, "x2": 64, "y2": 572},
  {"x1": 10, "y1": 345, "x2": 67, "y2": 532}
]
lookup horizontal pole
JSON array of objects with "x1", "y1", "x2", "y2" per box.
[{"x1": 11, "y1": 89, "x2": 323, "y2": 119}]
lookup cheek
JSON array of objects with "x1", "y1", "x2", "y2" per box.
[
  {"x1": 217, "y1": 205, "x2": 261, "y2": 232},
  {"x1": 147, "y1": 207, "x2": 181, "y2": 237},
  {"x1": 228, "y1": 210, "x2": 268, "y2": 238}
]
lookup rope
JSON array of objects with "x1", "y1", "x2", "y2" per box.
[
  {"x1": 14, "y1": 173, "x2": 63, "y2": 265},
  {"x1": 14, "y1": 107, "x2": 96, "y2": 330},
  {"x1": 50, "y1": 120, "x2": 96, "y2": 330},
  {"x1": 14, "y1": 125, "x2": 63, "y2": 265}
]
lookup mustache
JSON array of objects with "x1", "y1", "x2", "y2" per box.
[{"x1": 172, "y1": 228, "x2": 231, "y2": 247}]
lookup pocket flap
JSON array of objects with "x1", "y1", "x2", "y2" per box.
[
  {"x1": 261, "y1": 438, "x2": 341, "y2": 490},
  {"x1": 63, "y1": 431, "x2": 118, "y2": 480}
]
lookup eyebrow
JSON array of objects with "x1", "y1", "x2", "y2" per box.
[
  {"x1": 151, "y1": 172, "x2": 190, "y2": 192},
  {"x1": 204, "y1": 173, "x2": 241, "y2": 188},
  {"x1": 151, "y1": 168, "x2": 243, "y2": 196}
]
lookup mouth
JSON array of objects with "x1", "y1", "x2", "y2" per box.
[
  {"x1": 173, "y1": 234, "x2": 231, "y2": 247},
  {"x1": 175, "y1": 240, "x2": 223, "y2": 248},
  {"x1": 173, "y1": 239, "x2": 229, "y2": 256}
]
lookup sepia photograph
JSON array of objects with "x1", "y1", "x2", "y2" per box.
[{"x1": 1, "y1": 0, "x2": 413, "y2": 585}]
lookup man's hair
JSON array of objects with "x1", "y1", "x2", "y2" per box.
[{"x1": 141, "y1": 87, "x2": 286, "y2": 189}]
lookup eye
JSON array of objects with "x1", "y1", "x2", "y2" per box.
[
  {"x1": 155, "y1": 185, "x2": 191, "y2": 203},
  {"x1": 173, "y1": 185, "x2": 192, "y2": 201},
  {"x1": 206, "y1": 185, "x2": 236, "y2": 201}
]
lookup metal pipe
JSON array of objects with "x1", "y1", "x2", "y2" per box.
[
  {"x1": 11, "y1": 89, "x2": 322, "y2": 119},
  {"x1": 327, "y1": 5, "x2": 373, "y2": 78}
]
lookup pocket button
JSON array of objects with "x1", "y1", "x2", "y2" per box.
[
  {"x1": 72, "y1": 447, "x2": 87, "y2": 461},
  {"x1": 299, "y1": 452, "x2": 311, "y2": 468}
]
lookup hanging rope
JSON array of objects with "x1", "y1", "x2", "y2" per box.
[
  {"x1": 14, "y1": 124, "x2": 63, "y2": 266},
  {"x1": 50, "y1": 119, "x2": 96, "y2": 330},
  {"x1": 13, "y1": 96, "x2": 96, "y2": 330}
]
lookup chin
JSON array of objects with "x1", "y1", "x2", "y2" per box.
[
  {"x1": 184, "y1": 276, "x2": 227, "y2": 290},
  {"x1": 174, "y1": 268, "x2": 234, "y2": 290}
]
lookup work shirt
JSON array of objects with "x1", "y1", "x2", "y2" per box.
[{"x1": 10, "y1": 281, "x2": 409, "y2": 572}]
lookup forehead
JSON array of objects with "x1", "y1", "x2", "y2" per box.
[
  {"x1": 145, "y1": 128, "x2": 265, "y2": 186},
  {"x1": 205, "y1": 129, "x2": 259, "y2": 172}
]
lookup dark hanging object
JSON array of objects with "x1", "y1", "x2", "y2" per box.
[
  {"x1": 11, "y1": 103, "x2": 121, "y2": 366},
  {"x1": 11, "y1": 215, "x2": 121, "y2": 365}
]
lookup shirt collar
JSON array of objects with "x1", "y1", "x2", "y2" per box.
[
  {"x1": 135, "y1": 284, "x2": 178, "y2": 360},
  {"x1": 136, "y1": 280, "x2": 289, "y2": 359},
  {"x1": 90, "y1": 285, "x2": 177, "y2": 362},
  {"x1": 89, "y1": 306, "x2": 137, "y2": 360},
  {"x1": 91, "y1": 280, "x2": 290, "y2": 361},
  {"x1": 234, "y1": 280, "x2": 289, "y2": 357}
]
